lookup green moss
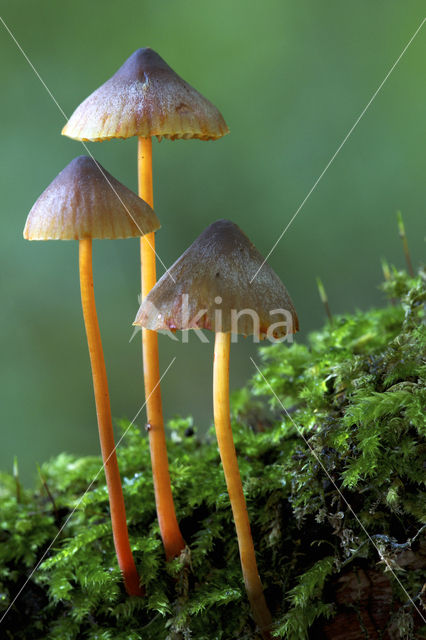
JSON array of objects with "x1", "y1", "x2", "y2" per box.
[{"x1": 1, "y1": 268, "x2": 425, "y2": 639}]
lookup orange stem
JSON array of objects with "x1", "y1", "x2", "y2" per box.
[
  {"x1": 79, "y1": 237, "x2": 143, "y2": 596},
  {"x1": 138, "y1": 137, "x2": 186, "y2": 560},
  {"x1": 213, "y1": 332, "x2": 272, "y2": 638}
]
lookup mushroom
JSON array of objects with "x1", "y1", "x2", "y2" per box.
[
  {"x1": 62, "y1": 48, "x2": 229, "y2": 560},
  {"x1": 24, "y1": 155, "x2": 160, "y2": 597},
  {"x1": 134, "y1": 219, "x2": 299, "y2": 636}
]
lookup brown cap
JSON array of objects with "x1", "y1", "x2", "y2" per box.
[
  {"x1": 134, "y1": 219, "x2": 299, "y2": 339},
  {"x1": 62, "y1": 48, "x2": 229, "y2": 142},
  {"x1": 24, "y1": 155, "x2": 160, "y2": 240}
]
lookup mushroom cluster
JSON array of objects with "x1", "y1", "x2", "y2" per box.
[{"x1": 24, "y1": 49, "x2": 298, "y2": 637}]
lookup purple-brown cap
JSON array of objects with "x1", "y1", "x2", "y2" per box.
[
  {"x1": 62, "y1": 48, "x2": 229, "y2": 142},
  {"x1": 134, "y1": 220, "x2": 299, "y2": 339},
  {"x1": 24, "y1": 156, "x2": 160, "y2": 240}
]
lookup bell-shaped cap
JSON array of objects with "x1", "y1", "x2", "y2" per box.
[
  {"x1": 24, "y1": 155, "x2": 160, "y2": 240},
  {"x1": 134, "y1": 220, "x2": 299, "y2": 339},
  {"x1": 62, "y1": 48, "x2": 229, "y2": 142}
]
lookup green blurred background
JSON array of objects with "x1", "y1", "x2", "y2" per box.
[{"x1": 1, "y1": 1, "x2": 424, "y2": 485}]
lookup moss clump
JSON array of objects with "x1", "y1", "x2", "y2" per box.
[{"x1": 1, "y1": 268, "x2": 425, "y2": 639}]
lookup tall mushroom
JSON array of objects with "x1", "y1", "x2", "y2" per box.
[
  {"x1": 134, "y1": 219, "x2": 299, "y2": 636},
  {"x1": 24, "y1": 155, "x2": 160, "y2": 597},
  {"x1": 62, "y1": 47, "x2": 229, "y2": 560}
]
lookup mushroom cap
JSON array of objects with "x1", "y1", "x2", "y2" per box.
[
  {"x1": 134, "y1": 219, "x2": 299, "y2": 338},
  {"x1": 24, "y1": 155, "x2": 160, "y2": 240},
  {"x1": 62, "y1": 48, "x2": 229, "y2": 142}
]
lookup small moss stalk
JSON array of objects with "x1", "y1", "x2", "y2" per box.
[
  {"x1": 397, "y1": 211, "x2": 414, "y2": 276},
  {"x1": 316, "y1": 277, "x2": 333, "y2": 323}
]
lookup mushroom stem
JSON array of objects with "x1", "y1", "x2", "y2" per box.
[
  {"x1": 213, "y1": 332, "x2": 272, "y2": 637},
  {"x1": 138, "y1": 137, "x2": 186, "y2": 560},
  {"x1": 79, "y1": 237, "x2": 143, "y2": 596}
]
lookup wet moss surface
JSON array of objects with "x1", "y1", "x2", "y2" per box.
[{"x1": 1, "y1": 269, "x2": 425, "y2": 639}]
